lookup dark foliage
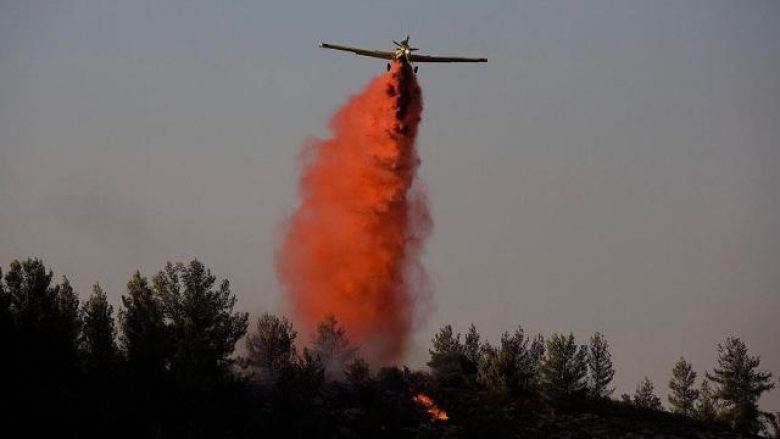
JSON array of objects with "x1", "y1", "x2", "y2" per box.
[
  {"x1": 707, "y1": 337, "x2": 775, "y2": 435},
  {"x1": 0, "y1": 258, "x2": 772, "y2": 438}
]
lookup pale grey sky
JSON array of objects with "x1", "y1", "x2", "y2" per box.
[{"x1": 1, "y1": 0, "x2": 778, "y2": 410}]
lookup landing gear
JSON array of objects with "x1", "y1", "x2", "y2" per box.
[
  {"x1": 414, "y1": 66, "x2": 419, "y2": 73},
  {"x1": 386, "y1": 63, "x2": 391, "y2": 71}
]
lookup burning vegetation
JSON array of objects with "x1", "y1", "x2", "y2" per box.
[{"x1": 413, "y1": 393, "x2": 449, "y2": 422}]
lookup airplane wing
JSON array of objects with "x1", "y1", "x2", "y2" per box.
[
  {"x1": 319, "y1": 43, "x2": 395, "y2": 60},
  {"x1": 408, "y1": 54, "x2": 488, "y2": 63}
]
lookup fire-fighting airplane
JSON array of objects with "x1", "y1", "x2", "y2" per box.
[{"x1": 318, "y1": 36, "x2": 487, "y2": 73}]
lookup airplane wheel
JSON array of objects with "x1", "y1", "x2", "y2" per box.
[
  {"x1": 414, "y1": 66, "x2": 419, "y2": 73},
  {"x1": 386, "y1": 63, "x2": 391, "y2": 71}
]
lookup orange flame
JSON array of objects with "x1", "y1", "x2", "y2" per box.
[
  {"x1": 278, "y1": 61, "x2": 430, "y2": 363},
  {"x1": 413, "y1": 393, "x2": 449, "y2": 422}
]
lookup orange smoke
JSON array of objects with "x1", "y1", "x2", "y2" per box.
[
  {"x1": 413, "y1": 393, "x2": 449, "y2": 422},
  {"x1": 278, "y1": 61, "x2": 430, "y2": 363}
]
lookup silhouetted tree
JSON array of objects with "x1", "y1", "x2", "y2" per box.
[
  {"x1": 633, "y1": 376, "x2": 662, "y2": 410},
  {"x1": 344, "y1": 356, "x2": 371, "y2": 386},
  {"x1": 291, "y1": 347, "x2": 326, "y2": 394},
  {"x1": 668, "y1": 357, "x2": 698, "y2": 417},
  {"x1": 4, "y1": 260, "x2": 81, "y2": 370},
  {"x1": 428, "y1": 324, "x2": 469, "y2": 386},
  {"x1": 153, "y1": 260, "x2": 249, "y2": 386},
  {"x1": 706, "y1": 337, "x2": 775, "y2": 434},
  {"x1": 528, "y1": 334, "x2": 545, "y2": 381},
  {"x1": 0, "y1": 267, "x2": 12, "y2": 416},
  {"x1": 2, "y1": 259, "x2": 82, "y2": 434},
  {"x1": 311, "y1": 314, "x2": 356, "y2": 378},
  {"x1": 81, "y1": 284, "x2": 118, "y2": 371},
  {"x1": 244, "y1": 312, "x2": 297, "y2": 382},
  {"x1": 0, "y1": 267, "x2": 12, "y2": 364},
  {"x1": 120, "y1": 271, "x2": 169, "y2": 380},
  {"x1": 696, "y1": 379, "x2": 719, "y2": 422},
  {"x1": 78, "y1": 284, "x2": 121, "y2": 436},
  {"x1": 463, "y1": 323, "x2": 481, "y2": 374},
  {"x1": 540, "y1": 333, "x2": 588, "y2": 401},
  {"x1": 477, "y1": 326, "x2": 540, "y2": 395},
  {"x1": 587, "y1": 332, "x2": 615, "y2": 398},
  {"x1": 55, "y1": 276, "x2": 81, "y2": 357}
]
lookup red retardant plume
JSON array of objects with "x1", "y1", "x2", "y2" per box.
[{"x1": 278, "y1": 61, "x2": 431, "y2": 364}]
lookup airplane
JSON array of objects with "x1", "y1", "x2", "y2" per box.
[{"x1": 318, "y1": 36, "x2": 487, "y2": 73}]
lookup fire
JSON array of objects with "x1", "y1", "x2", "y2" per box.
[
  {"x1": 278, "y1": 60, "x2": 430, "y2": 363},
  {"x1": 413, "y1": 393, "x2": 449, "y2": 422}
]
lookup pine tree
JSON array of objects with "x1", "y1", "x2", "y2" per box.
[
  {"x1": 540, "y1": 333, "x2": 588, "y2": 401},
  {"x1": 0, "y1": 266, "x2": 10, "y2": 348},
  {"x1": 528, "y1": 334, "x2": 545, "y2": 387},
  {"x1": 344, "y1": 357, "x2": 371, "y2": 386},
  {"x1": 634, "y1": 377, "x2": 663, "y2": 410},
  {"x1": 695, "y1": 379, "x2": 719, "y2": 422},
  {"x1": 4, "y1": 260, "x2": 81, "y2": 371},
  {"x1": 428, "y1": 324, "x2": 467, "y2": 385},
  {"x1": 633, "y1": 376, "x2": 662, "y2": 410},
  {"x1": 81, "y1": 284, "x2": 118, "y2": 371},
  {"x1": 587, "y1": 332, "x2": 615, "y2": 398},
  {"x1": 706, "y1": 337, "x2": 775, "y2": 434},
  {"x1": 54, "y1": 276, "x2": 81, "y2": 358},
  {"x1": 153, "y1": 260, "x2": 249, "y2": 385},
  {"x1": 463, "y1": 323, "x2": 481, "y2": 373},
  {"x1": 477, "y1": 326, "x2": 541, "y2": 395},
  {"x1": 244, "y1": 312, "x2": 297, "y2": 382},
  {"x1": 311, "y1": 314, "x2": 356, "y2": 379},
  {"x1": 120, "y1": 271, "x2": 169, "y2": 379},
  {"x1": 2, "y1": 260, "x2": 81, "y2": 434},
  {"x1": 667, "y1": 357, "x2": 698, "y2": 417}
]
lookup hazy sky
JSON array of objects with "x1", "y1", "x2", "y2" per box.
[{"x1": 1, "y1": 1, "x2": 778, "y2": 410}]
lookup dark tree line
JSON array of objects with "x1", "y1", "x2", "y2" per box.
[{"x1": 0, "y1": 258, "x2": 776, "y2": 438}]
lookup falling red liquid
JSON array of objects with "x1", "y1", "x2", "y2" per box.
[{"x1": 277, "y1": 61, "x2": 430, "y2": 364}]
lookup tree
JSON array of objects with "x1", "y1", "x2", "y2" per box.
[
  {"x1": 540, "y1": 333, "x2": 588, "y2": 401},
  {"x1": 587, "y1": 332, "x2": 615, "y2": 398},
  {"x1": 54, "y1": 276, "x2": 81, "y2": 359},
  {"x1": 2, "y1": 259, "x2": 82, "y2": 434},
  {"x1": 477, "y1": 326, "x2": 541, "y2": 395},
  {"x1": 344, "y1": 357, "x2": 371, "y2": 386},
  {"x1": 120, "y1": 271, "x2": 169, "y2": 379},
  {"x1": 428, "y1": 324, "x2": 468, "y2": 385},
  {"x1": 667, "y1": 357, "x2": 698, "y2": 417},
  {"x1": 244, "y1": 312, "x2": 297, "y2": 382},
  {"x1": 81, "y1": 284, "x2": 118, "y2": 371},
  {"x1": 528, "y1": 334, "x2": 545, "y2": 382},
  {"x1": 153, "y1": 260, "x2": 249, "y2": 384},
  {"x1": 286, "y1": 347, "x2": 326, "y2": 397},
  {"x1": 463, "y1": 323, "x2": 481, "y2": 373},
  {"x1": 0, "y1": 267, "x2": 13, "y2": 410},
  {"x1": 429, "y1": 324, "x2": 462, "y2": 357},
  {"x1": 696, "y1": 379, "x2": 719, "y2": 422},
  {"x1": 311, "y1": 314, "x2": 356, "y2": 378},
  {"x1": 4, "y1": 259, "x2": 81, "y2": 371},
  {"x1": 0, "y1": 267, "x2": 14, "y2": 362},
  {"x1": 633, "y1": 376, "x2": 662, "y2": 410},
  {"x1": 706, "y1": 337, "x2": 775, "y2": 434}
]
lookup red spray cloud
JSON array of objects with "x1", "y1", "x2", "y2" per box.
[{"x1": 278, "y1": 61, "x2": 430, "y2": 363}]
